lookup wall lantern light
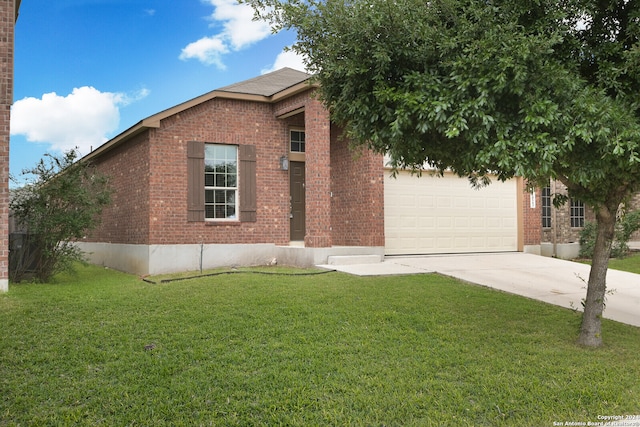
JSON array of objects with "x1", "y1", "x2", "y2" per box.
[{"x1": 280, "y1": 155, "x2": 289, "y2": 171}]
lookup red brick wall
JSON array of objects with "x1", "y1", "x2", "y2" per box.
[
  {"x1": 88, "y1": 88, "x2": 386, "y2": 250},
  {"x1": 86, "y1": 132, "x2": 152, "y2": 244},
  {"x1": 146, "y1": 97, "x2": 291, "y2": 245},
  {"x1": 303, "y1": 96, "x2": 332, "y2": 247},
  {"x1": 330, "y1": 125, "x2": 385, "y2": 247},
  {"x1": 0, "y1": 0, "x2": 15, "y2": 283},
  {"x1": 274, "y1": 91, "x2": 308, "y2": 118},
  {"x1": 522, "y1": 184, "x2": 542, "y2": 246}
]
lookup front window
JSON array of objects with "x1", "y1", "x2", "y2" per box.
[
  {"x1": 205, "y1": 144, "x2": 237, "y2": 220},
  {"x1": 570, "y1": 199, "x2": 585, "y2": 228},
  {"x1": 541, "y1": 186, "x2": 551, "y2": 228}
]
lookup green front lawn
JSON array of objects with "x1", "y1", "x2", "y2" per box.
[
  {"x1": 577, "y1": 252, "x2": 640, "y2": 274},
  {"x1": 1, "y1": 264, "x2": 639, "y2": 426},
  {"x1": 608, "y1": 252, "x2": 640, "y2": 274}
]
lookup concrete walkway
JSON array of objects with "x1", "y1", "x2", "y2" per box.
[{"x1": 319, "y1": 253, "x2": 640, "y2": 327}]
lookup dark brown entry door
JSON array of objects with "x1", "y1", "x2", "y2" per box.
[{"x1": 289, "y1": 161, "x2": 306, "y2": 241}]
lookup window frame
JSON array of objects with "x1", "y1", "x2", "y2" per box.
[
  {"x1": 204, "y1": 144, "x2": 239, "y2": 221},
  {"x1": 541, "y1": 186, "x2": 552, "y2": 229},
  {"x1": 570, "y1": 199, "x2": 585, "y2": 228},
  {"x1": 290, "y1": 129, "x2": 306, "y2": 153}
]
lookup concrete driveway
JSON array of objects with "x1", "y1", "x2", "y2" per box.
[{"x1": 320, "y1": 253, "x2": 640, "y2": 327}]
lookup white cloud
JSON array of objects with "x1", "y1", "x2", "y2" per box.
[
  {"x1": 11, "y1": 86, "x2": 149, "y2": 155},
  {"x1": 262, "y1": 48, "x2": 308, "y2": 74},
  {"x1": 209, "y1": 0, "x2": 271, "y2": 50},
  {"x1": 179, "y1": 35, "x2": 229, "y2": 69},
  {"x1": 180, "y1": 0, "x2": 272, "y2": 68}
]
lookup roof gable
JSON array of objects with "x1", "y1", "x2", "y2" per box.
[{"x1": 84, "y1": 68, "x2": 315, "y2": 161}]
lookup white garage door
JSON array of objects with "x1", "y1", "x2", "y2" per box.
[{"x1": 385, "y1": 171, "x2": 519, "y2": 255}]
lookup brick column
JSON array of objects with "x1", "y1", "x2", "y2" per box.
[
  {"x1": 304, "y1": 95, "x2": 332, "y2": 247},
  {"x1": 521, "y1": 179, "x2": 542, "y2": 253},
  {"x1": 0, "y1": 0, "x2": 16, "y2": 291}
]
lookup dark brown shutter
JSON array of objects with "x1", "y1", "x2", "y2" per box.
[
  {"x1": 187, "y1": 140, "x2": 205, "y2": 222},
  {"x1": 239, "y1": 145, "x2": 257, "y2": 222}
]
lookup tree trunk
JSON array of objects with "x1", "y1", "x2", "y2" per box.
[{"x1": 578, "y1": 205, "x2": 616, "y2": 347}]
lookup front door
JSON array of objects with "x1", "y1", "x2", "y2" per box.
[{"x1": 289, "y1": 161, "x2": 306, "y2": 241}]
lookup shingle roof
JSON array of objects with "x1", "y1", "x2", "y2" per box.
[{"x1": 217, "y1": 67, "x2": 312, "y2": 97}]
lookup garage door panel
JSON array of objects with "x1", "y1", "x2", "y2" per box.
[
  {"x1": 453, "y1": 197, "x2": 469, "y2": 208},
  {"x1": 470, "y1": 217, "x2": 485, "y2": 228},
  {"x1": 385, "y1": 172, "x2": 518, "y2": 255},
  {"x1": 419, "y1": 217, "x2": 435, "y2": 228},
  {"x1": 455, "y1": 218, "x2": 469, "y2": 228}
]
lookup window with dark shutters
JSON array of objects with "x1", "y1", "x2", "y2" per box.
[{"x1": 187, "y1": 141, "x2": 256, "y2": 223}]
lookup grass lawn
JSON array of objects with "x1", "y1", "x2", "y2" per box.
[
  {"x1": 1, "y1": 264, "x2": 640, "y2": 426},
  {"x1": 577, "y1": 252, "x2": 640, "y2": 273},
  {"x1": 607, "y1": 252, "x2": 640, "y2": 274}
]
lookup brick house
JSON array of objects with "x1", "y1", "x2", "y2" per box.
[
  {"x1": 80, "y1": 68, "x2": 542, "y2": 275},
  {"x1": 533, "y1": 181, "x2": 640, "y2": 259},
  {"x1": 0, "y1": 0, "x2": 20, "y2": 291},
  {"x1": 79, "y1": 68, "x2": 386, "y2": 275}
]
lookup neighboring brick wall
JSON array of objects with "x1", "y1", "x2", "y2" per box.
[
  {"x1": 330, "y1": 125, "x2": 385, "y2": 247},
  {"x1": 542, "y1": 180, "x2": 595, "y2": 244},
  {"x1": 539, "y1": 181, "x2": 640, "y2": 244},
  {"x1": 522, "y1": 184, "x2": 541, "y2": 246},
  {"x1": 0, "y1": 0, "x2": 15, "y2": 285},
  {"x1": 626, "y1": 193, "x2": 640, "y2": 241}
]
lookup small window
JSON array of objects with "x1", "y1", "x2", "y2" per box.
[
  {"x1": 570, "y1": 199, "x2": 585, "y2": 228},
  {"x1": 204, "y1": 144, "x2": 237, "y2": 220},
  {"x1": 290, "y1": 130, "x2": 305, "y2": 153},
  {"x1": 541, "y1": 187, "x2": 551, "y2": 228}
]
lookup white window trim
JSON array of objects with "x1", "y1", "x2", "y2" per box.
[{"x1": 204, "y1": 144, "x2": 239, "y2": 221}]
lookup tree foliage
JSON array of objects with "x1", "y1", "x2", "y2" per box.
[
  {"x1": 246, "y1": 0, "x2": 640, "y2": 346},
  {"x1": 10, "y1": 150, "x2": 111, "y2": 282}
]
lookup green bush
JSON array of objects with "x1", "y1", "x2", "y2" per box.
[
  {"x1": 579, "y1": 211, "x2": 640, "y2": 259},
  {"x1": 9, "y1": 150, "x2": 111, "y2": 282}
]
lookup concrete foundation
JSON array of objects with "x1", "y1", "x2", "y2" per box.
[
  {"x1": 523, "y1": 245, "x2": 541, "y2": 256},
  {"x1": 540, "y1": 242, "x2": 581, "y2": 259},
  {"x1": 75, "y1": 241, "x2": 385, "y2": 276}
]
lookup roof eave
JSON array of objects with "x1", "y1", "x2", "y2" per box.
[
  {"x1": 271, "y1": 80, "x2": 319, "y2": 102},
  {"x1": 83, "y1": 117, "x2": 160, "y2": 162}
]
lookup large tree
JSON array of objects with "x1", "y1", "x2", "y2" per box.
[{"x1": 247, "y1": 0, "x2": 640, "y2": 346}]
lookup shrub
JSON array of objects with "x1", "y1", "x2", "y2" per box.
[
  {"x1": 579, "y1": 211, "x2": 640, "y2": 259},
  {"x1": 9, "y1": 150, "x2": 111, "y2": 282}
]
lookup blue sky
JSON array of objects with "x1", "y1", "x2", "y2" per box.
[{"x1": 10, "y1": 0, "x2": 305, "y2": 185}]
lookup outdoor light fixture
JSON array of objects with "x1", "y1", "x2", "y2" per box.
[{"x1": 280, "y1": 155, "x2": 289, "y2": 171}]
